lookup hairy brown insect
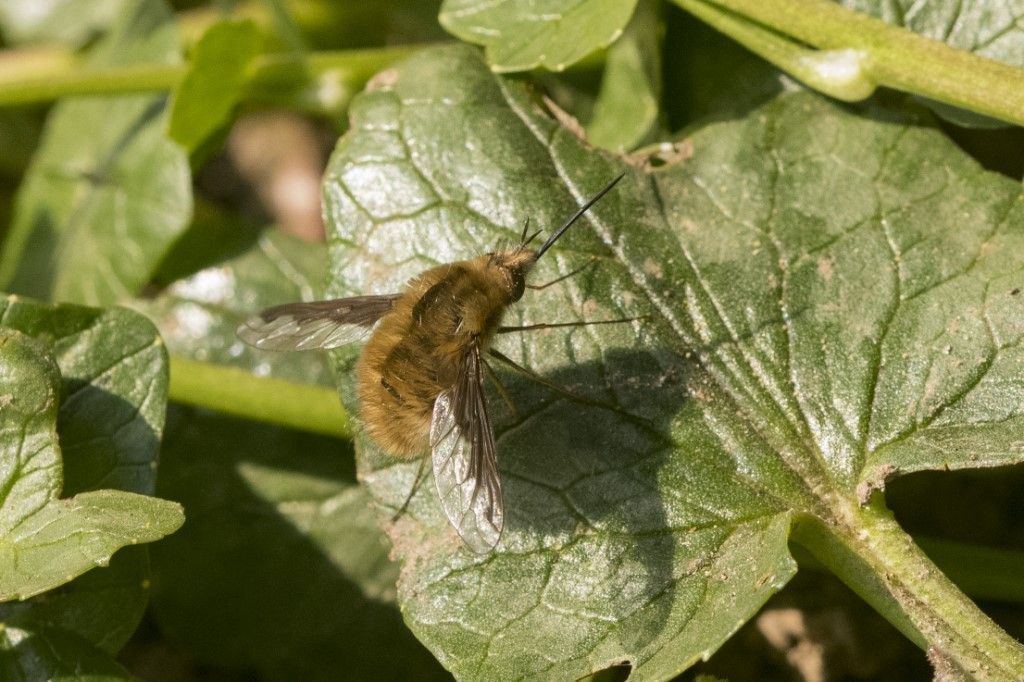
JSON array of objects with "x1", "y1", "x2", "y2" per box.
[{"x1": 238, "y1": 174, "x2": 626, "y2": 552}]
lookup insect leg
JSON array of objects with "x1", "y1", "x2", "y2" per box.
[
  {"x1": 526, "y1": 258, "x2": 597, "y2": 291},
  {"x1": 391, "y1": 454, "x2": 429, "y2": 523},
  {"x1": 487, "y1": 348, "x2": 615, "y2": 408},
  {"x1": 496, "y1": 317, "x2": 642, "y2": 334},
  {"x1": 482, "y1": 355, "x2": 518, "y2": 419}
]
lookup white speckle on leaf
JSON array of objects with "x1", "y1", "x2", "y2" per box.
[
  {"x1": 643, "y1": 258, "x2": 663, "y2": 278},
  {"x1": 817, "y1": 256, "x2": 834, "y2": 282}
]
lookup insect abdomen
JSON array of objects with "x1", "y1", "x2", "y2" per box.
[{"x1": 356, "y1": 261, "x2": 507, "y2": 457}]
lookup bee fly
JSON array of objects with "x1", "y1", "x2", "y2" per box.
[{"x1": 238, "y1": 173, "x2": 627, "y2": 552}]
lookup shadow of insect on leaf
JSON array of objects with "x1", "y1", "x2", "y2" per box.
[{"x1": 380, "y1": 344, "x2": 695, "y2": 658}]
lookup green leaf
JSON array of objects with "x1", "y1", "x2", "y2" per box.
[
  {"x1": 838, "y1": 0, "x2": 1024, "y2": 127},
  {"x1": 322, "y1": 45, "x2": 1024, "y2": 678},
  {"x1": 0, "y1": 296, "x2": 170, "y2": 496},
  {"x1": 150, "y1": 406, "x2": 449, "y2": 680},
  {"x1": 0, "y1": 0, "x2": 128, "y2": 47},
  {"x1": 0, "y1": 0, "x2": 192, "y2": 306},
  {"x1": 0, "y1": 295, "x2": 180, "y2": 671},
  {"x1": 0, "y1": 328, "x2": 182, "y2": 602},
  {"x1": 585, "y1": 0, "x2": 663, "y2": 151},
  {"x1": 168, "y1": 19, "x2": 263, "y2": 156},
  {"x1": 439, "y1": 0, "x2": 639, "y2": 72},
  {"x1": 0, "y1": 626, "x2": 134, "y2": 681},
  {"x1": 138, "y1": 226, "x2": 334, "y2": 385}
]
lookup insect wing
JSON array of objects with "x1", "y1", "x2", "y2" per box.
[
  {"x1": 430, "y1": 349, "x2": 504, "y2": 553},
  {"x1": 237, "y1": 294, "x2": 399, "y2": 351}
]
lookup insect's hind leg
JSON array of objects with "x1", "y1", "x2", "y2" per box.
[
  {"x1": 391, "y1": 454, "x2": 428, "y2": 523},
  {"x1": 526, "y1": 258, "x2": 597, "y2": 291},
  {"x1": 496, "y1": 317, "x2": 641, "y2": 334},
  {"x1": 482, "y1": 356, "x2": 518, "y2": 419},
  {"x1": 486, "y1": 348, "x2": 616, "y2": 409}
]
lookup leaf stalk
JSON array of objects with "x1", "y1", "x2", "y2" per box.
[
  {"x1": 673, "y1": 0, "x2": 1024, "y2": 126},
  {"x1": 0, "y1": 44, "x2": 425, "y2": 108},
  {"x1": 792, "y1": 497, "x2": 1024, "y2": 679},
  {"x1": 167, "y1": 355, "x2": 350, "y2": 439}
]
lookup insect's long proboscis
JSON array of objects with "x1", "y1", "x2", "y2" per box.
[{"x1": 534, "y1": 172, "x2": 627, "y2": 260}]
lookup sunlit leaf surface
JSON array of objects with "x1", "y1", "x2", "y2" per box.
[{"x1": 321, "y1": 45, "x2": 1024, "y2": 679}]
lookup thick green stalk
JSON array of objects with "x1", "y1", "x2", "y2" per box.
[
  {"x1": 0, "y1": 45, "x2": 424, "y2": 107},
  {"x1": 796, "y1": 535, "x2": 1024, "y2": 606},
  {"x1": 674, "y1": 0, "x2": 874, "y2": 101},
  {"x1": 674, "y1": 0, "x2": 1024, "y2": 126},
  {"x1": 793, "y1": 498, "x2": 1024, "y2": 680},
  {"x1": 168, "y1": 355, "x2": 350, "y2": 439}
]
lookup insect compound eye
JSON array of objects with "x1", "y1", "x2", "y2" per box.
[{"x1": 506, "y1": 269, "x2": 526, "y2": 302}]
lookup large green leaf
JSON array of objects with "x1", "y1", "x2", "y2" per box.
[
  {"x1": 0, "y1": 0, "x2": 191, "y2": 306},
  {"x1": 439, "y1": 0, "x2": 639, "y2": 72},
  {"x1": 0, "y1": 328, "x2": 181, "y2": 601},
  {"x1": 321, "y1": 45, "x2": 1024, "y2": 679},
  {"x1": 0, "y1": 296, "x2": 170, "y2": 496},
  {"x1": 0, "y1": 295, "x2": 181, "y2": 673},
  {"x1": 150, "y1": 406, "x2": 449, "y2": 681}
]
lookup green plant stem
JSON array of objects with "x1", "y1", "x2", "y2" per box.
[
  {"x1": 168, "y1": 355, "x2": 350, "y2": 439},
  {"x1": 673, "y1": 0, "x2": 1024, "y2": 126},
  {"x1": 793, "y1": 498, "x2": 1024, "y2": 679},
  {"x1": 0, "y1": 44, "x2": 424, "y2": 107},
  {"x1": 675, "y1": 0, "x2": 874, "y2": 101},
  {"x1": 795, "y1": 535, "x2": 1024, "y2": 606}
]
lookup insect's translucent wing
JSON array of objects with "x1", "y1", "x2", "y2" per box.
[
  {"x1": 237, "y1": 294, "x2": 400, "y2": 351},
  {"x1": 430, "y1": 348, "x2": 504, "y2": 553}
]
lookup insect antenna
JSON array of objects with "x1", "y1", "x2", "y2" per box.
[
  {"x1": 514, "y1": 217, "x2": 543, "y2": 250},
  {"x1": 534, "y1": 172, "x2": 626, "y2": 260}
]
